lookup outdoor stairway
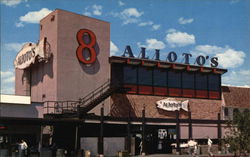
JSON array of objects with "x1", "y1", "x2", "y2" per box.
[
  {"x1": 78, "y1": 86, "x2": 119, "y2": 114},
  {"x1": 44, "y1": 80, "x2": 125, "y2": 118}
]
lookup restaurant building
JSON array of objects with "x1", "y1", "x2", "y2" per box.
[{"x1": 1, "y1": 9, "x2": 250, "y2": 156}]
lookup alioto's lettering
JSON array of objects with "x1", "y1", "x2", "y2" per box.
[{"x1": 122, "y1": 45, "x2": 219, "y2": 67}]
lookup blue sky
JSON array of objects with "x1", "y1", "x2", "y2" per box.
[{"x1": 1, "y1": 0, "x2": 250, "y2": 94}]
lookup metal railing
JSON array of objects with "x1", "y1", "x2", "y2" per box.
[
  {"x1": 43, "y1": 79, "x2": 113, "y2": 115},
  {"x1": 78, "y1": 79, "x2": 111, "y2": 107},
  {"x1": 43, "y1": 101, "x2": 80, "y2": 115}
]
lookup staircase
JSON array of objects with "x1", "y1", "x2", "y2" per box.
[{"x1": 43, "y1": 79, "x2": 123, "y2": 118}]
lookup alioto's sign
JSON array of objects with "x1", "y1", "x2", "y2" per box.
[
  {"x1": 14, "y1": 38, "x2": 50, "y2": 69},
  {"x1": 122, "y1": 45, "x2": 219, "y2": 67},
  {"x1": 156, "y1": 98, "x2": 189, "y2": 112}
]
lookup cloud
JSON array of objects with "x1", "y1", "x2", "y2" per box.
[
  {"x1": 152, "y1": 24, "x2": 160, "y2": 30},
  {"x1": 92, "y1": 5, "x2": 102, "y2": 16},
  {"x1": 0, "y1": 87, "x2": 15, "y2": 94},
  {"x1": 137, "y1": 38, "x2": 166, "y2": 50},
  {"x1": 165, "y1": 29, "x2": 195, "y2": 47},
  {"x1": 192, "y1": 45, "x2": 246, "y2": 68},
  {"x1": 15, "y1": 22, "x2": 24, "y2": 27},
  {"x1": 1, "y1": 0, "x2": 22, "y2": 6},
  {"x1": 178, "y1": 17, "x2": 194, "y2": 24},
  {"x1": 110, "y1": 41, "x2": 119, "y2": 56},
  {"x1": 222, "y1": 70, "x2": 250, "y2": 86},
  {"x1": 4, "y1": 42, "x2": 24, "y2": 52},
  {"x1": 138, "y1": 21, "x2": 153, "y2": 26},
  {"x1": 83, "y1": 5, "x2": 103, "y2": 16},
  {"x1": 0, "y1": 70, "x2": 15, "y2": 94},
  {"x1": 19, "y1": 8, "x2": 52, "y2": 24},
  {"x1": 138, "y1": 21, "x2": 160, "y2": 30},
  {"x1": 1, "y1": 71, "x2": 14, "y2": 78},
  {"x1": 113, "y1": 8, "x2": 143, "y2": 24},
  {"x1": 118, "y1": 0, "x2": 125, "y2": 6}
]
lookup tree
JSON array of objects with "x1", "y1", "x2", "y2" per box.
[{"x1": 225, "y1": 109, "x2": 250, "y2": 157}]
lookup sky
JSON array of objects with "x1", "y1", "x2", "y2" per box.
[{"x1": 1, "y1": 0, "x2": 250, "y2": 94}]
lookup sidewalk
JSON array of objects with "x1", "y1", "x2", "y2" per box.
[{"x1": 133, "y1": 154, "x2": 235, "y2": 157}]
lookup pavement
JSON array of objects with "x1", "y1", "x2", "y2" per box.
[{"x1": 132, "y1": 154, "x2": 235, "y2": 157}]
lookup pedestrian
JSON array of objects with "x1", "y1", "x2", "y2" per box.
[
  {"x1": 18, "y1": 140, "x2": 28, "y2": 157},
  {"x1": 188, "y1": 138, "x2": 197, "y2": 157},
  {"x1": 207, "y1": 137, "x2": 214, "y2": 157}
]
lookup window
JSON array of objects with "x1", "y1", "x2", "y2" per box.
[
  {"x1": 168, "y1": 71, "x2": 181, "y2": 88},
  {"x1": 195, "y1": 73, "x2": 208, "y2": 90},
  {"x1": 153, "y1": 69, "x2": 167, "y2": 87},
  {"x1": 111, "y1": 63, "x2": 123, "y2": 85},
  {"x1": 182, "y1": 72, "x2": 194, "y2": 89},
  {"x1": 138, "y1": 67, "x2": 152, "y2": 85},
  {"x1": 224, "y1": 107, "x2": 229, "y2": 117},
  {"x1": 123, "y1": 65, "x2": 137, "y2": 84},
  {"x1": 208, "y1": 74, "x2": 220, "y2": 91}
]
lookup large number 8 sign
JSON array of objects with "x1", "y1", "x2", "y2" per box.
[{"x1": 76, "y1": 29, "x2": 97, "y2": 64}]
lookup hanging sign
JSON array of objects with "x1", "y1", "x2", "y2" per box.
[
  {"x1": 14, "y1": 38, "x2": 50, "y2": 69},
  {"x1": 156, "y1": 98, "x2": 189, "y2": 111}
]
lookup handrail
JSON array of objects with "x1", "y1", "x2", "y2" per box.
[
  {"x1": 43, "y1": 79, "x2": 116, "y2": 115},
  {"x1": 78, "y1": 79, "x2": 111, "y2": 107}
]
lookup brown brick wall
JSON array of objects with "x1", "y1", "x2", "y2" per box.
[{"x1": 110, "y1": 94, "x2": 222, "y2": 120}]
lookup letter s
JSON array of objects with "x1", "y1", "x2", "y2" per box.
[{"x1": 211, "y1": 57, "x2": 218, "y2": 67}]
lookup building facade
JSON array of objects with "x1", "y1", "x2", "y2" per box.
[{"x1": 1, "y1": 9, "x2": 250, "y2": 156}]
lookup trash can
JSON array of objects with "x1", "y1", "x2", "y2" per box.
[{"x1": 0, "y1": 149, "x2": 8, "y2": 157}]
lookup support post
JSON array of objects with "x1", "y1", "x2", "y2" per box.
[
  {"x1": 98, "y1": 107, "x2": 104, "y2": 156},
  {"x1": 141, "y1": 105, "x2": 146, "y2": 155},
  {"x1": 218, "y1": 113, "x2": 222, "y2": 153},
  {"x1": 126, "y1": 111, "x2": 131, "y2": 154},
  {"x1": 74, "y1": 125, "x2": 79, "y2": 153},
  {"x1": 176, "y1": 110, "x2": 180, "y2": 154},
  {"x1": 188, "y1": 111, "x2": 192, "y2": 139},
  {"x1": 39, "y1": 125, "x2": 43, "y2": 152}
]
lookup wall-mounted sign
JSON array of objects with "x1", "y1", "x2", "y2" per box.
[
  {"x1": 121, "y1": 45, "x2": 218, "y2": 67},
  {"x1": 14, "y1": 38, "x2": 50, "y2": 69},
  {"x1": 76, "y1": 29, "x2": 97, "y2": 64},
  {"x1": 156, "y1": 98, "x2": 188, "y2": 112}
]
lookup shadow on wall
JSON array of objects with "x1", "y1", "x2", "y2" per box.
[
  {"x1": 79, "y1": 40, "x2": 100, "y2": 75},
  {"x1": 30, "y1": 54, "x2": 54, "y2": 86},
  {"x1": 110, "y1": 94, "x2": 136, "y2": 117}
]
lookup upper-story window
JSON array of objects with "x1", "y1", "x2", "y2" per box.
[
  {"x1": 138, "y1": 67, "x2": 152, "y2": 86},
  {"x1": 153, "y1": 68, "x2": 167, "y2": 87},
  {"x1": 168, "y1": 71, "x2": 181, "y2": 88},
  {"x1": 208, "y1": 74, "x2": 220, "y2": 91},
  {"x1": 196, "y1": 73, "x2": 208, "y2": 90},
  {"x1": 182, "y1": 72, "x2": 195, "y2": 89},
  {"x1": 123, "y1": 65, "x2": 137, "y2": 84}
]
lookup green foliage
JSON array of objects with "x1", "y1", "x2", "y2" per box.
[{"x1": 225, "y1": 110, "x2": 250, "y2": 156}]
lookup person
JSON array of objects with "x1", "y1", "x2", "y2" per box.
[
  {"x1": 207, "y1": 137, "x2": 214, "y2": 157},
  {"x1": 188, "y1": 138, "x2": 197, "y2": 157},
  {"x1": 19, "y1": 140, "x2": 28, "y2": 157}
]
